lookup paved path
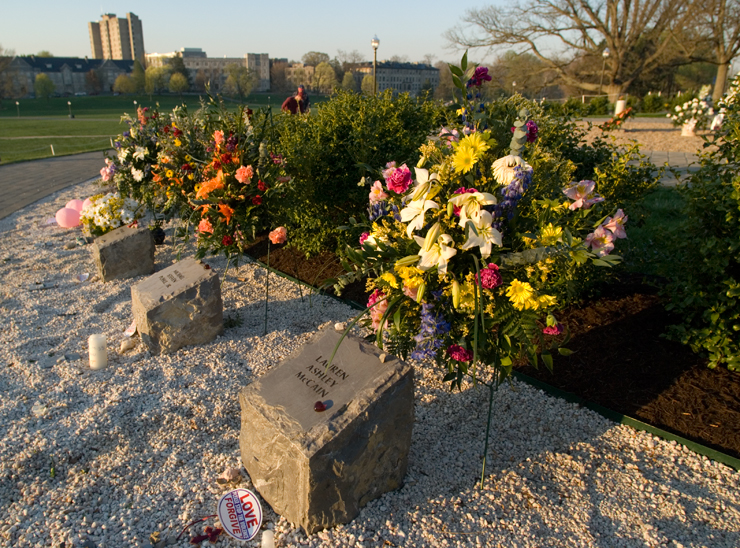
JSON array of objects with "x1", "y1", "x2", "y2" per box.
[
  {"x1": 0, "y1": 147, "x2": 700, "y2": 222},
  {"x1": 643, "y1": 150, "x2": 700, "y2": 187},
  {"x1": 0, "y1": 151, "x2": 107, "y2": 220}
]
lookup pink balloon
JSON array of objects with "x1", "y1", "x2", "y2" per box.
[
  {"x1": 56, "y1": 207, "x2": 80, "y2": 228},
  {"x1": 82, "y1": 198, "x2": 94, "y2": 210},
  {"x1": 66, "y1": 199, "x2": 84, "y2": 212}
]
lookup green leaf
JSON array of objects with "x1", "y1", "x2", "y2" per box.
[
  {"x1": 461, "y1": 51, "x2": 468, "y2": 72},
  {"x1": 592, "y1": 259, "x2": 613, "y2": 267},
  {"x1": 542, "y1": 352, "x2": 554, "y2": 372},
  {"x1": 557, "y1": 347, "x2": 574, "y2": 356},
  {"x1": 451, "y1": 74, "x2": 463, "y2": 91},
  {"x1": 449, "y1": 65, "x2": 464, "y2": 78}
]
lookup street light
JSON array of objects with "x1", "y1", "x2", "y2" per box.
[
  {"x1": 512, "y1": 81, "x2": 517, "y2": 95},
  {"x1": 371, "y1": 35, "x2": 380, "y2": 96},
  {"x1": 67, "y1": 100, "x2": 74, "y2": 119},
  {"x1": 599, "y1": 47, "x2": 610, "y2": 96},
  {"x1": 15, "y1": 101, "x2": 19, "y2": 117}
]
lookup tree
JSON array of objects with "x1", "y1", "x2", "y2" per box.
[
  {"x1": 361, "y1": 74, "x2": 375, "y2": 95},
  {"x1": 36, "y1": 50, "x2": 53, "y2": 57},
  {"x1": 0, "y1": 44, "x2": 15, "y2": 106},
  {"x1": 422, "y1": 54, "x2": 436, "y2": 67},
  {"x1": 194, "y1": 69, "x2": 208, "y2": 92},
  {"x1": 289, "y1": 66, "x2": 307, "y2": 88},
  {"x1": 34, "y1": 73, "x2": 55, "y2": 101},
  {"x1": 85, "y1": 69, "x2": 102, "y2": 94},
  {"x1": 166, "y1": 54, "x2": 190, "y2": 81},
  {"x1": 313, "y1": 61, "x2": 338, "y2": 93},
  {"x1": 224, "y1": 64, "x2": 256, "y2": 101},
  {"x1": 434, "y1": 60, "x2": 456, "y2": 101},
  {"x1": 336, "y1": 49, "x2": 365, "y2": 72},
  {"x1": 672, "y1": 0, "x2": 740, "y2": 101},
  {"x1": 131, "y1": 60, "x2": 145, "y2": 93},
  {"x1": 389, "y1": 55, "x2": 410, "y2": 63},
  {"x1": 145, "y1": 66, "x2": 170, "y2": 97},
  {"x1": 169, "y1": 72, "x2": 189, "y2": 98},
  {"x1": 302, "y1": 51, "x2": 330, "y2": 67},
  {"x1": 270, "y1": 62, "x2": 291, "y2": 93},
  {"x1": 113, "y1": 74, "x2": 135, "y2": 94},
  {"x1": 341, "y1": 71, "x2": 358, "y2": 92},
  {"x1": 447, "y1": 0, "x2": 698, "y2": 100}
]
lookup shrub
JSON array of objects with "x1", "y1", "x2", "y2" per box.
[
  {"x1": 589, "y1": 95, "x2": 611, "y2": 115},
  {"x1": 274, "y1": 89, "x2": 441, "y2": 256},
  {"x1": 660, "y1": 80, "x2": 740, "y2": 371},
  {"x1": 641, "y1": 93, "x2": 664, "y2": 113}
]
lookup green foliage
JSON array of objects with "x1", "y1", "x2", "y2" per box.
[
  {"x1": 640, "y1": 92, "x2": 663, "y2": 112},
  {"x1": 131, "y1": 60, "x2": 145, "y2": 93},
  {"x1": 274, "y1": 89, "x2": 442, "y2": 256},
  {"x1": 168, "y1": 73, "x2": 189, "y2": 95},
  {"x1": 660, "y1": 88, "x2": 740, "y2": 371},
  {"x1": 341, "y1": 72, "x2": 358, "y2": 92},
  {"x1": 34, "y1": 73, "x2": 55, "y2": 100},
  {"x1": 589, "y1": 95, "x2": 611, "y2": 115}
]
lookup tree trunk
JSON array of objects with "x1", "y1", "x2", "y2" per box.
[
  {"x1": 713, "y1": 63, "x2": 730, "y2": 104},
  {"x1": 605, "y1": 84, "x2": 623, "y2": 105}
]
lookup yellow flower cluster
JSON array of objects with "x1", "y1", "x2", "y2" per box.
[
  {"x1": 452, "y1": 132, "x2": 493, "y2": 174},
  {"x1": 505, "y1": 279, "x2": 557, "y2": 311},
  {"x1": 395, "y1": 266, "x2": 424, "y2": 289}
]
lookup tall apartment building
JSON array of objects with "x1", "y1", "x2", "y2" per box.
[
  {"x1": 89, "y1": 13, "x2": 145, "y2": 64},
  {"x1": 146, "y1": 48, "x2": 271, "y2": 92}
]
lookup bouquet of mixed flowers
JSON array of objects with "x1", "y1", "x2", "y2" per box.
[
  {"x1": 600, "y1": 106, "x2": 633, "y2": 132},
  {"x1": 333, "y1": 53, "x2": 627, "y2": 392},
  {"x1": 106, "y1": 106, "x2": 167, "y2": 207},
  {"x1": 668, "y1": 96, "x2": 714, "y2": 129},
  {"x1": 187, "y1": 104, "x2": 287, "y2": 259},
  {"x1": 79, "y1": 192, "x2": 143, "y2": 237}
]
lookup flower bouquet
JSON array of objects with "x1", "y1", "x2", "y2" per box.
[
  {"x1": 600, "y1": 106, "x2": 633, "y2": 132},
  {"x1": 330, "y1": 54, "x2": 628, "y2": 485},
  {"x1": 79, "y1": 192, "x2": 143, "y2": 237},
  {"x1": 668, "y1": 97, "x2": 714, "y2": 136}
]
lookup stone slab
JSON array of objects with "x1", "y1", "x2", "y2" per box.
[
  {"x1": 131, "y1": 257, "x2": 223, "y2": 354},
  {"x1": 239, "y1": 329, "x2": 414, "y2": 534},
  {"x1": 92, "y1": 226, "x2": 155, "y2": 282}
]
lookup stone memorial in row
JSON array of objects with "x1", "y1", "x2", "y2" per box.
[
  {"x1": 131, "y1": 257, "x2": 223, "y2": 355},
  {"x1": 239, "y1": 328, "x2": 414, "y2": 534},
  {"x1": 92, "y1": 226, "x2": 155, "y2": 282}
]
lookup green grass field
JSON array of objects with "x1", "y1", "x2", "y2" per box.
[{"x1": 0, "y1": 92, "x2": 326, "y2": 164}]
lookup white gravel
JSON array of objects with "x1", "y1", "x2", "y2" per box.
[{"x1": 1, "y1": 179, "x2": 739, "y2": 548}]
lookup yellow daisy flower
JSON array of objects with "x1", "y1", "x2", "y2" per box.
[
  {"x1": 166, "y1": 169, "x2": 174, "y2": 178},
  {"x1": 452, "y1": 144, "x2": 478, "y2": 174},
  {"x1": 381, "y1": 272, "x2": 399, "y2": 289},
  {"x1": 540, "y1": 223, "x2": 563, "y2": 246},
  {"x1": 505, "y1": 279, "x2": 537, "y2": 310}
]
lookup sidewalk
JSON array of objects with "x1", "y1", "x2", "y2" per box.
[
  {"x1": 643, "y1": 150, "x2": 700, "y2": 187},
  {"x1": 0, "y1": 150, "x2": 107, "y2": 220}
]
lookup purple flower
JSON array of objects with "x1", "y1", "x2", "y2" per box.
[
  {"x1": 411, "y1": 303, "x2": 450, "y2": 361},
  {"x1": 467, "y1": 66, "x2": 492, "y2": 88},
  {"x1": 525, "y1": 120, "x2": 538, "y2": 142}
]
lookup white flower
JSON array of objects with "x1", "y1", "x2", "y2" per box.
[
  {"x1": 133, "y1": 146, "x2": 147, "y2": 161},
  {"x1": 131, "y1": 168, "x2": 144, "y2": 182},
  {"x1": 118, "y1": 149, "x2": 130, "y2": 162},
  {"x1": 460, "y1": 210, "x2": 502, "y2": 259},
  {"x1": 491, "y1": 155, "x2": 533, "y2": 186},
  {"x1": 399, "y1": 198, "x2": 439, "y2": 237},
  {"x1": 413, "y1": 233, "x2": 457, "y2": 275},
  {"x1": 409, "y1": 168, "x2": 439, "y2": 201},
  {"x1": 448, "y1": 191, "x2": 497, "y2": 228}
]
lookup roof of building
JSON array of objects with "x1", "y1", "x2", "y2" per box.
[
  {"x1": 12, "y1": 56, "x2": 135, "y2": 73},
  {"x1": 359, "y1": 61, "x2": 438, "y2": 71}
]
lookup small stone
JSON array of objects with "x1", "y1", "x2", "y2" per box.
[
  {"x1": 91, "y1": 226, "x2": 155, "y2": 282},
  {"x1": 334, "y1": 322, "x2": 346, "y2": 332},
  {"x1": 379, "y1": 353, "x2": 387, "y2": 363},
  {"x1": 64, "y1": 242, "x2": 76, "y2": 250},
  {"x1": 119, "y1": 339, "x2": 136, "y2": 353},
  {"x1": 216, "y1": 467, "x2": 241, "y2": 484}
]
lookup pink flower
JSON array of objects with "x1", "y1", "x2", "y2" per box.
[
  {"x1": 563, "y1": 180, "x2": 604, "y2": 210},
  {"x1": 476, "y1": 263, "x2": 502, "y2": 289},
  {"x1": 369, "y1": 180, "x2": 389, "y2": 203},
  {"x1": 383, "y1": 162, "x2": 412, "y2": 194},
  {"x1": 235, "y1": 165, "x2": 254, "y2": 184},
  {"x1": 213, "y1": 130, "x2": 225, "y2": 146},
  {"x1": 197, "y1": 218, "x2": 214, "y2": 234},
  {"x1": 367, "y1": 289, "x2": 388, "y2": 332},
  {"x1": 359, "y1": 232, "x2": 370, "y2": 245},
  {"x1": 268, "y1": 226, "x2": 287, "y2": 244},
  {"x1": 453, "y1": 187, "x2": 478, "y2": 195},
  {"x1": 99, "y1": 158, "x2": 115, "y2": 181},
  {"x1": 585, "y1": 226, "x2": 615, "y2": 257},
  {"x1": 447, "y1": 344, "x2": 474, "y2": 362},
  {"x1": 602, "y1": 209, "x2": 628, "y2": 239},
  {"x1": 403, "y1": 284, "x2": 419, "y2": 300},
  {"x1": 438, "y1": 127, "x2": 460, "y2": 147},
  {"x1": 542, "y1": 324, "x2": 564, "y2": 335}
]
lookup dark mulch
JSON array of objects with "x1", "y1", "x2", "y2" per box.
[{"x1": 243, "y1": 234, "x2": 740, "y2": 460}]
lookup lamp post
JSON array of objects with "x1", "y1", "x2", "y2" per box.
[
  {"x1": 512, "y1": 81, "x2": 517, "y2": 95},
  {"x1": 371, "y1": 35, "x2": 379, "y2": 96},
  {"x1": 15, "y1": 101, "x2": 19, "y2": 117},
  {"x1": 67, "y1": 100, "x2": 74, "y2": 119},
  {"x1": 599, "y1": 47, "x2": 610, "y2": 96}
]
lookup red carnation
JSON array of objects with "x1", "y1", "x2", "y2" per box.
[
  {"x1": 257, "y1": 180, "x2": 268, "y2": 192},
  {"x1": 222, "y1": 235, "x2": 234, "y2": 246},
  {"x1": 252, "y1": 195, "x2": 262, "y2": 205}
]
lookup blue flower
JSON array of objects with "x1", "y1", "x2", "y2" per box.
[{"x1": 411, "y1": 303, "x2": 450, "y2": 361}]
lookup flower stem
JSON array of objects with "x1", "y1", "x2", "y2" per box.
[{"x1": 264, "y1": 241, "x2": 270, "y2": 335}]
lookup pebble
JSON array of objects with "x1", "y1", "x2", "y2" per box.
[{"x1": 0, "y1": 179, "x2": 738, "y2": 548}]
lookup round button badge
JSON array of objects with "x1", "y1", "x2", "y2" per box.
[{"x1": 217, "y1": 488, "x2": 263, "y2": 541}]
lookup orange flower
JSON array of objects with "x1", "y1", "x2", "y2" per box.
[
  {"x1": 218, "y1": 203, "x2": 234, "y2": 224},
  {"x1": 196, "y1": 170, "x2": 225, "y2": 199}
]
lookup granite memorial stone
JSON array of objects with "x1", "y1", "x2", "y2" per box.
[
  {"x1": 92, "y1": 226, "x2": 155, "y2": 282},
  {"x1": 238, "y1": 329, "x2": 414, "y2": 534},
  {"x1": 131, "y1": 258, "x2": 223, "y2": 354}
]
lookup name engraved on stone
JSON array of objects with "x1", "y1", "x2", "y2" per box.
[{"x1": 293, "y1": 357, "x2": 350, "y2": 399}]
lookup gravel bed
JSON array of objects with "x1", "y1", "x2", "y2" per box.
[
  {"x1": 579, "y1": 118, "x2": 714, "y2": 154},
  {"x1": 1, "y1": 180, "x2": 738, "y2": 548}
]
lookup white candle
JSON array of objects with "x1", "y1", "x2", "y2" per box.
[
  {"x1": 261, "y1": 530, "x2": 274, "y2": 548},
  {"x1": 88, "y1": 334, "x2": 108, "y2": 370}
]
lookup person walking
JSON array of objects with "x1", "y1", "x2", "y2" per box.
[{"x1": 296, "y1": 84, "x2": 310, "y2": 114}]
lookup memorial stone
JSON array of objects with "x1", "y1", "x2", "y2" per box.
[
  {"x1": 92, "y1": 226, "x2": 155, "y2": 282},
  {"x1": 131, "y1": 258, "x2": 223, "y2": 355},
  {"x1": 239, "y1": 329, "x2": 414, "y2": 534}
]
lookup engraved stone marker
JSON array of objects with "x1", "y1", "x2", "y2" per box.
[
  {"x1": 92, "y1": 226, "x2": 155, "y2": 282},
  {"x1": 239, "y1": 329, "x2": 414, "y2": 534},
  {"x1": 131, "y1": 257, "x2": 223, "y2": 355}
]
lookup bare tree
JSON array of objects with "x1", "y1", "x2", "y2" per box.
[
  {"x1": 0, "y1": 44, "x2": 15, "y2": 106},
  {"x1": 446, "y1": 0, "x2": 697, "y2": 100},
  {"x1": 672, "y1": 0, "x2": 740, "y2": 101},
  {"x1": 336, "y1": 49, "x2": 366, "y2": 72},
  {"x1": 302, "y1": 51, "x2": 330, "y2": 67}
]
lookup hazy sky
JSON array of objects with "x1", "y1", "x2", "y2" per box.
[{"x1": 0, "y1": 1, "x2": 498, "y2": 64}]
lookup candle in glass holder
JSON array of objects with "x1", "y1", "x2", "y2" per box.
[{"x1": 88, "y1": 334, "x2": 108, "y2": 370}]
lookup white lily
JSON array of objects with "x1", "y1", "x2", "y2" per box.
[
  {"x1": 461, "y1": 210, "x2": 502, "y2": 259},
  {"x1": 400, "y1": 198, "x2": 439, "y2": 237},
  {"x1": 133, "y1": 146, "x2": 147, "y2": 161},
  {"x1": 410, "y1": 168, "x2": 439, "y2": 201},
  {"x1": 413, "y1": 233, "x2": 457, "y2": 275},
  {"x1": 448, "y1": 191, "x2": 497, "y2": 228}
]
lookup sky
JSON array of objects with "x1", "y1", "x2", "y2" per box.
[{"x1": 0, "y1": 1, "x2": 500, "y2": 65}]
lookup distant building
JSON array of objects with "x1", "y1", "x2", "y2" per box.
[
  {"x1": 283, "y1": 63, "x2": 315, "y2": 88},
  {"x1": 145, "y1": 48, "x2": 270, "y2": 92},
  {"x1": 356, "y1": 61, "x2": 439, "y2": 96},
  {"x1": 88, "y1": 13, "x2": 145, "y2": 64},
  {"x1": 4, "y1": 56, "x2": 135, "y2": 97}
]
